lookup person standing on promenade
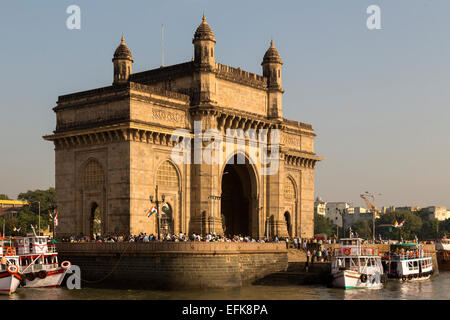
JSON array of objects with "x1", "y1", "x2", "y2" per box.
[
  {"x1": 324, "y1": 248, "x2": 329, "y2": 262},
  {"x1": 306, "y1": 250, "x2": 311, "y2": 272}
]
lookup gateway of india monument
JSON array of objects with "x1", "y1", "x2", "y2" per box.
[{"x1": 44, "y1": 16, "x2": 322, "y2": 240}]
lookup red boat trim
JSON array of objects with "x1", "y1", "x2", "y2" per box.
[{"x1": 46, "y1": 269, "x2": 64, "y2": 276}]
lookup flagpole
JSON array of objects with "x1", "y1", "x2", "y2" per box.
[
  {"x1": 149, "y1": 185, "x2": 165, "y2": 241},
  {"x1": 53, "y1": 211, "x2": 56, "y2": 239}
]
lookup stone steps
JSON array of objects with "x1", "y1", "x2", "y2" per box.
[{"x1": 287, "y1": 248, "x2": 307, "y2": 262}]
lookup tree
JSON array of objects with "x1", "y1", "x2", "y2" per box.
[
  {"x1": 314, "y1": 213, "x2": 336, "y2": 237},
  {"x1": 0, "y1": 194, "x2": 10, "y2": 200},
  {"x1": 18, "y1": 188, "x2": 56, "y2": 214},
  {"x1": 376, "y1": 210, "x2": 422, "y2": 240},
  {"x1": 15, "y1": 188, "x2": 56, "y2": 236},
  {"x1": 439, "y1": 218, "x2": 450, "y2": 237},
  {"x1": 420, "y1": 219, "x2": 440, "y2": 240}
]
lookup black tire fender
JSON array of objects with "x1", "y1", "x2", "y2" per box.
[
  {"x1": 360, "y1": 274, "x2": 367, "y2": 283},
  {"x1": 26, "y1": 273, "x2": 35, "y2": 281}
]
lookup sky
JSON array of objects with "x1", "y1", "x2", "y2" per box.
[{"x1": 0, "y1": 0, "x2": 449, "y2": 209}]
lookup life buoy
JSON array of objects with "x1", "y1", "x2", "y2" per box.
[
  {"x1": 344, "y1": 248, "x2": 351, "y2": 256},
  {"x1": 7, "y1": 265, "x2": 18, "y2": 274},
  {"x1": 414, "y1": 274, "x2": 418, "y2": 278},
  {"x1": 360, "y1": 274, "x2": 367, "y2": 283},
  {"x1": 38, "y1": 270, "x2": 47, "y2": 279},
  {"x1": 6, "y1": 247, "x2": 15, "y2": 256},
  {"x1": 401, "y1": 276, "x2": 406, "y2": 281},
  {"x1": 26, "y1": 273, "x2": 35, "y2": 281},
  {"x1": 409, "y1": 252, "x2": 414, "y2": 259},
  {"x1": 61, "y1": 261, "x2": 71, "y2": 270}
]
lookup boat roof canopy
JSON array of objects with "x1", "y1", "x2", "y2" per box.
[{"x1": 392, "y1": 243, "x2": 419, "y2": 246}]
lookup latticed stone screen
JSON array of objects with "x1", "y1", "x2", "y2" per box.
[
  {"x1": 84, "y1": 160, "x2": 104, "y2": 186},
  {"x1": 284, "y1": 178, "x2": 295, "y2": 200},
  {"x1": 156, "y1": 161, "x2": 179, "y2": 188}
]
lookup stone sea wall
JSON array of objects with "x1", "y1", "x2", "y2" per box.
[{"x1": 56, "y1": 242, "x2": 288, "y2": 289}]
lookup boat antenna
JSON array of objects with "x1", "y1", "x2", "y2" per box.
[{"x1": 30, "y1": 225, "x2": 37, "y2": 237}]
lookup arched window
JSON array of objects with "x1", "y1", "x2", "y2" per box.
[
  {"x1": 84, "y1": 160, "x2": 104, "y2": 186},
  {"x1": 284, "y1": 178, "x2": 295, "y2": 200},
  {"x1": 156, "y1": 161, "x2": 179, "y2": 188}
]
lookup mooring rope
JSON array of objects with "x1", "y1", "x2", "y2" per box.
[{"x1": 69, "y1": 241, "x2": 132, "y2": 284}]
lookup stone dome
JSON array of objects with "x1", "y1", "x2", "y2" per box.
[
  {"x1": 113, "y1": 36, "x2": 133, "y2": 61},
  {"x1": 262, "y1": 40, "x2": 282, "y2": 65},
  {"x1": 193, "y1": 15, "x2": 216, "y2": 43}
]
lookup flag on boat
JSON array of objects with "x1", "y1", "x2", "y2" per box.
[
  {"x1": 397, "y1": 220, "x2": 404, "y2": 228},
  {"x1": 146, "y1": 206, "x2": 157, "y2": 218},
  {"x1": 13, "y1": 226, "x2": 21, "y2": 232},
  {"x1": 393, "y1": 220, "x2": 398, "y2": 228}
]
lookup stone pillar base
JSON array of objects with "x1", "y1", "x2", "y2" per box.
[{"x1": 189, "y1": 215, "x2": 224, "y2": 236}]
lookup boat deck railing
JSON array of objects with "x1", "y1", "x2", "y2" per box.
[
  {"x1": 382, "y1": 251, "x2": 432, "y2": 260},
  {"x1": 334, "y1": 248, "x2": 380, "y2": 257},
  {"x1": 19, "y1": 263, "x2": 59, "y2": 273}
]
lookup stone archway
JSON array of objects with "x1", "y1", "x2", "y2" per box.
[
  {"x1": 161, "y1": 202, "x2": 174, "y2": 236},
  {"x1": 220, "y1": 154, "x2": 258, "y2": 238}
]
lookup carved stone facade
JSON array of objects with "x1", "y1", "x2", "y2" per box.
[{"x1": 44, "y1": 17, "x2": 322, "y2": 239}]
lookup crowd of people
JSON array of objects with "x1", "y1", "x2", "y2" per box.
[
  {"x1": 61, "y1": 232, "x2": 292, "y2": 243},
  {"x1": 60, "y1": 232, "x2": 349, "y2": 245}
]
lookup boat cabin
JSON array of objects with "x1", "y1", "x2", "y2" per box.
[
  {"x1": 13, "y1": 235, "x2": 50, "y2": 255},
  {"x1": 339, "y1": 238, "x2": 363, "y2": 256}
]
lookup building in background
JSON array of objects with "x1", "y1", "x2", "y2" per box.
[
  {"x1": 424, "y1": 206, "x2": 449, "y2": 221},
  {"x1": 325, "y1": 202, "x2": 352, "y2": 227},
  {"x1": 0, "y1": 200, "x2": 29, "y2": 218},
  {"x1": 314, "y1": 197, "x2": 327, "y2": 216}
]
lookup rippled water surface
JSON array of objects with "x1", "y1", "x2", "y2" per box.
[{"x1": 2, "y1": 272, "x2": 449, "y2": 300}]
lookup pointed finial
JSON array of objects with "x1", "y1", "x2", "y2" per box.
[
  {"x1": 270, "y1": 40, "x2": 274, "y2": 47},
  {"x1": 202, "y1": 12, "x2": 206, "y2": 23},
  {"x1": 121, "y1": 35, "x2": 125, "y2": 43}
]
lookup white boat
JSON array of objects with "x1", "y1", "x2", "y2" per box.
[
  {"x1": 12, "y1": 234, "x2": 71, "y2": 288},
  {"x1": 0, "y1": 238, "x2": 21, "y2": 294},
  {"x1": 331, "y1": 237, "x2": 385, "y2": 289},
  {"x1": 381, "y1": 242, "x2": 434, "y2": 281}
]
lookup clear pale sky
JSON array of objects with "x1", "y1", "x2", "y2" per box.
[{"x1": 0, "y1": 0, "x2": 449, "y2": 209}]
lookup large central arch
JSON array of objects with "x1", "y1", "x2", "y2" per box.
[{"x1": 220, "y1": 153, "x2": 258, "y2": 237}]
